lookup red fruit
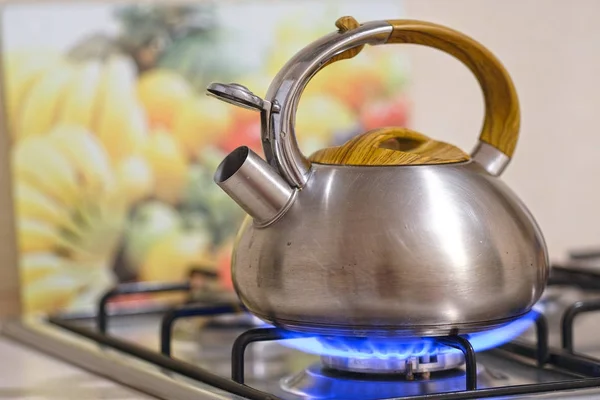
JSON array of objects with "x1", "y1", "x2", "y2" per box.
[
  {"x1": 360, "y1": 96, "x2": 410, "y2": 131},
  {"x1": 217, "y1": 244, "x2": 234, "y2": 291},
  {"x1": 231, "y1": 107, "x2": 257, "y2": 129},
  {"x1": 308, "y1": 61, "x2": 386, "y2": 112},
  {"x1": 109, "y1": 293, "x2": 152, "y2": 305},
  {"x1": 218, "y1": 119, "x2": 263, "y2": 155}
]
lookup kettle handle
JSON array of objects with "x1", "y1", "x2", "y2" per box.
[
  {"x1": 385, "y1": 19, "x2": 519, "y2": 174},
  {"x1": 264, "y1": 17, "x2": 519, "y2": 187}
]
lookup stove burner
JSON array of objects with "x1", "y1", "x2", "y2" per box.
[
  {"x1": 321, "y1": 351, "x2": 465, "y2": 376},
  {"x1": 309, "y1": 335, "x2": 468, "y2": 375},
  {"x1": 281, "y1": 363, "x2": 488, "y2": 400}
]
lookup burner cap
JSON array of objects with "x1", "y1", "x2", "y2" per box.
[
  {"x1": 321, "y1": 351, "x2": 465, "y2": 375},
  {"x1": 281, "y1": 363, "x2": 486, "y2": 399}
]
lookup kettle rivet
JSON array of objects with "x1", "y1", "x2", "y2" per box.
[{"x1": 271, "y1": 101, "x2": 281, "y2": 113}]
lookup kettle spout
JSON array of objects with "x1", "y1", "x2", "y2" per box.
[{"x1": 214, "y1": 146, "x2": 295, "y2": 226}]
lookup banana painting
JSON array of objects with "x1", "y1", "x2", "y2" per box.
[{"x1": 5, "y1": 3, "x2": 409, "y2": 315}]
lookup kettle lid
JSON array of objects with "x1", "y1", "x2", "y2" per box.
[{"x1": 309, "y1": 127, "x2": 470, "y2": 166}]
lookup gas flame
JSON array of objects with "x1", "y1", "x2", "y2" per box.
[{"x1": 277, "y1": 310, "x2": 538, "y2": 359}]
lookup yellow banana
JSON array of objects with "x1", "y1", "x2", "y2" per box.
[
  {"x1": 17, "y1": 219, "x2": 60, "y2": 253},
  {"x1": 115, "y1": 154, "x2": 154, "y2": 205},
  {"x1": 48, "y1": 125, "x2": 115, "y2": 195},
  {"x1": 4, "y1": 51, "x2": 59, "y2": 138},
  {"x1": 38, "y1": 189, "x2": 125, "y2": 265},
  {"x1": 17, "y1": 61, "x2": 73, "y2": 139},
  {"x1": 137, "y1": 69, "x2": 193, "y2": 130},
  {"x1": 22, "y1": 272, "x2": 81, "y2": 314},
  {"x1": 14, "y1": 181, "x2": 67, "y2": 226},
  {"x1": 13, "y1": 136, "x2": 79, "y2": 206},
  {"x1": 68, "y1": 267, "x2": 115, "y2": 310},
  {"x1": 20, "y1": 252, "x2": 65, "y2": 285},
  {"x1": 66, "y1": 214, "x2": 124, "y2": 265},
  {"x1": 17, "y1": 218, "x2": 92, "y2": 258},
  {"x1": 172, "y1": 96, "x2": 232, "y2": 158},
  {"x1": 58, "y1": 61, "x2": 103, "y2": 128},
  {"x1": 95, "y1": 56, "x2": 148, "y2": 163},
  {"x1": 142, "y1": 130, "x2": 188, "y2": 205},
  {"x1": 14, "y1": 180, "x2": 88, "y2": 242}
]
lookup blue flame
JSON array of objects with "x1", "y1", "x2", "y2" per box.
[{"x1": 276, "y1": 311, "x2": 537, "y2": 359}]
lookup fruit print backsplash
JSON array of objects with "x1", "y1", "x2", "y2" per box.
[{"x1": 2, "y1": 1, "x2": 409, "y2": 315}]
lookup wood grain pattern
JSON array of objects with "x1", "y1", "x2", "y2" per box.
[
  {"x1": 309, "y1": 127, "x2": 470, "y2": 166},
  {"x1": 323, "y1": 16, "x2": 364, "y2": 66},
  {"x1": 385, "y1": 19, "x2": 520, "y2": 157}
]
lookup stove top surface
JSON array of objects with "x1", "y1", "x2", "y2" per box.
[
  {"x1": 6, "y1": 262, "x2": 600, "y2": 400},
  {"x1": 8, "y1": 309, "x2": 580, "y2": 400}
]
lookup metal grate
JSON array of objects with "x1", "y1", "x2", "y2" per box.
[{"x1": 43, "y1": 264, "x2": 600, "y2": 400}]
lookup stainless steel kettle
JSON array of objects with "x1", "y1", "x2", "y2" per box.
[{"x1": 208, "y1": 17, "x2": 549, "y2": 337}]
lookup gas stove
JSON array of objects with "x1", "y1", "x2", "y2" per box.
[{"x1": 5, "y1": 255, "x2": 600, "y2": 399}]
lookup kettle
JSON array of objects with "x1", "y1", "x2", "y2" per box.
[{"x1": 208, "y1": 17, "x2": 549, "y2": 337}]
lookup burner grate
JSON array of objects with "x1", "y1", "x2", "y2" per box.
[
  {"x1": 47, "y1": 316, "x2": 279, "y2": 400},
  {"x1": 548, "y1": 262, "x2": 600, "y2": 354},
  {"x1": 160, "y1": 302, "x2": 242, "y2": 357},
  {"x1": 561, "y1": 299, "x2": 600, "y2": 353},
  {"x1": 97, "y1": 281, "x2": 192, "y2": 334},
  {"x1": 229, "y1": 328, "x2": 479, "y2": 390},
  {"x1": 47, "y1": 309, "x2": 600, "y2": 400},
  {"x1": 38, "y1": 264, "x2": 600, "y2": 400}
]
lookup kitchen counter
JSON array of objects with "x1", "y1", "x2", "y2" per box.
[{"x1": 0, "y1": 336, "x2": 155, "y2": 399}]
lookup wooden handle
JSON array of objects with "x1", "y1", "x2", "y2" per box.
[
  {"x1": 385, "y1": 19, "x2": 520, "y2": 157},
  {"x1": 309, "y1": 127, "x2": 470, "y2": 166}
]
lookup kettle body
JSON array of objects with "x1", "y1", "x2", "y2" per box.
[
  {"x1": 225, "y1": 161, "x2": 547, "y2": 336},
  {"x1": 210, "y1": 17, "x2": 549, "y2": 337}
]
